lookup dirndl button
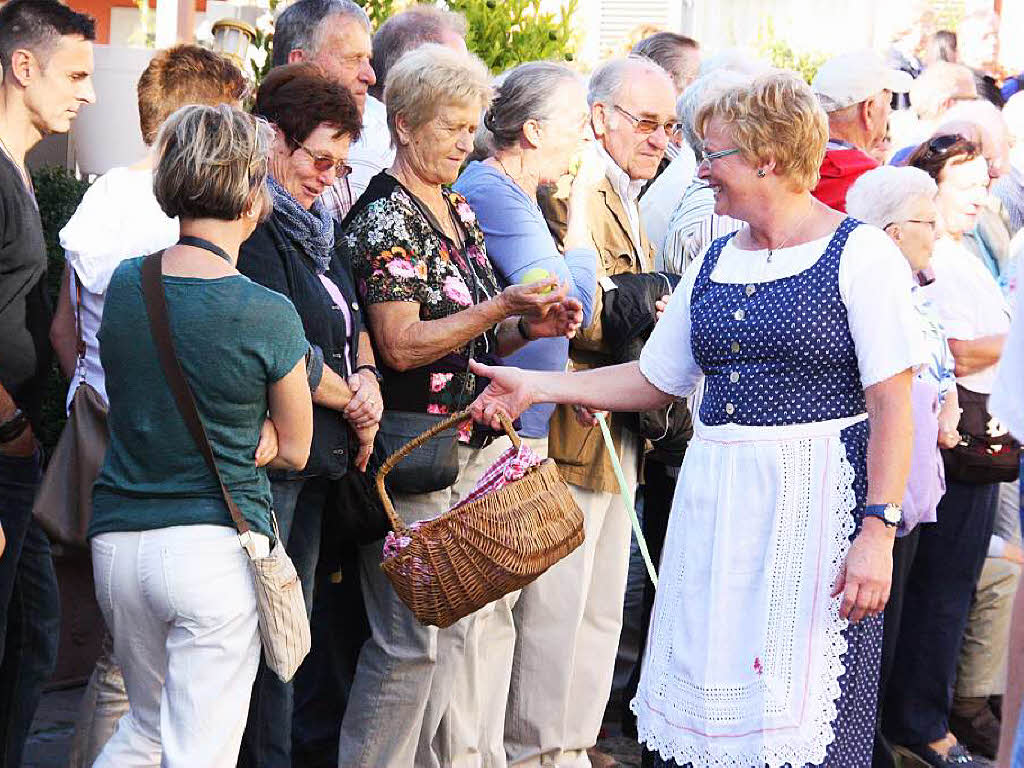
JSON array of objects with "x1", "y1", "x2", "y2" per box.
[
  {"x1": 745, "y1": 284, "x2": 756, "y2": 297},
  {"x1": 729, "y1": 371, "x2": 740, "y2": 383},
  {"x1": 734, "y1": 309, "x2": 746, "y2": 321},
  {"x1": 730, "y1": 341, "x2": 740, "y2": 353},
  {"x1": 725, "y1": 403, "x2": 735, "y2": 415}
]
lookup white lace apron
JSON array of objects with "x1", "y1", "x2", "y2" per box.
[{"x1": 632, "y1": 412, "x2": 865, "y2": 768}]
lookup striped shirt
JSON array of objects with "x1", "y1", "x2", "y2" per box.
[{"x1": 658, "y1": 176, "x2": 745, "y2": 274}]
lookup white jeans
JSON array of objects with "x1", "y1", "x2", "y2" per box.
[
  {"x1": 91, "y1": 524, "x2": 261, "y2": 768},
  {"x1": 505, "y1": 435, "x2": 638, "y2": 767}
]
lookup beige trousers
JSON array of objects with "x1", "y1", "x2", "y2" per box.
[
  {"x1": 956, "y1": 556, "x2": 1021, "y2": 698},
  {"x1": 339, "y1": 436, "x2": 515, "y2": 768},
  {"x1": 505, "y1": 434, "x2": 638, "y2": 768}
]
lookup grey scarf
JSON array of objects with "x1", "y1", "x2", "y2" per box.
[{"x1": 268, "y1": 175, "x2": 335, "y2": 273}]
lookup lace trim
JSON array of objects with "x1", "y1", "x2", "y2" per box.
[{"x1": 631, "y1": 438, "x2": 858, "y2": 768}]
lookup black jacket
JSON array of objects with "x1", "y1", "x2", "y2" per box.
[
  {"x1": 238, "y1": 212, "x2": 363, "y2": 480},
  {"x1": 600, "y1": 270, "x2": 693, "y2": 465}
]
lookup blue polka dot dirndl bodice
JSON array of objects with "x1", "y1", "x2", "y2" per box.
[{"x1": 645, "y1": 217, "x2": 882, "y2": 768}]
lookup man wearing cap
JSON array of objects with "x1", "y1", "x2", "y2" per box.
[{"x1": 811, "y1": 50, "x2": 912, "y2": 212}]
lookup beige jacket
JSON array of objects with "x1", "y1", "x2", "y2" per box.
[{"x1": 538, "y1": 175, "x2": 655, "y2": 494}]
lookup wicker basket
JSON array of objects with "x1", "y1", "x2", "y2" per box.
[{"x1": 376, "y1": 408, "x2": 585, "y2": 628}]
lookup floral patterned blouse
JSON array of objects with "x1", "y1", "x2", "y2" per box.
[
  {"x1": 912, "y1": 284, "x2": 955, "y2": 400},
  {"x1": 344, "y1": 171, "x2": 502, "y2": 419}
]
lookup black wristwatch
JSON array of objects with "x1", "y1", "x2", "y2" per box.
[
  {"x1": 864, "y1": 503, "x2": 903, "y2": 528},
  {"x1": 0, "y1": 408, "x2": 29, "y2": 444},
  {"x1": 355, "y1": 364, "x2": 383, "y2": 384}
]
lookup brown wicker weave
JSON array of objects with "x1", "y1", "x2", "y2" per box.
[{"x1": 376, "y1": 408, "x2": 585, "y2": 628}]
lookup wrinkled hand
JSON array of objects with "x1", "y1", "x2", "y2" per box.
[
  {"x1": 344, "y1": 370, "x2": 383, "y2": 429},
  {"x1": 655, "y1": 293, "x2": 670, "y2": 322},
  {"x1": 468, "y1": 360, "x2": 537, "y2": 430},
  {"x1": 255, "y1": 418, "x2": 279, "y2": 467},
  {"x1": 525, "y1": 296, "x2": 584, "y2": 340},
  {"x1": 937, "y1": 404, "x2": 962, "y2": 449},
  {"x1": 353, "y1": 423, "x2": 378, "y2": 473},
  {"x1": 573, "y1": 404, "x2": 606, "y2": 427},
  {"x1": 937, "y1": 428, "x2": 960, "y2": 449},
  {"x1": 831, "y1": 520, "x2": 893, "y2": 623},
  {"x1": 569, "y1": 140, "x2": 605, "y2": 197},
  {"x1": 499, "y1": 279, "x2": 568, "y2": 320}
]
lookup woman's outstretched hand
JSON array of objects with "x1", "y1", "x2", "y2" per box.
[{"x1": 469, "y1": 360, "x2": 536, "y2": 430}]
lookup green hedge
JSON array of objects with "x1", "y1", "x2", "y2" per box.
[{"x1": 30, "y1": 165, "x2": 92, "y2": 450}]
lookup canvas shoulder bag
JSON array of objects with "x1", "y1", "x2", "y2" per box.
[{"x1": 140, "y1": 251, "x2": 310, "y2": 683}]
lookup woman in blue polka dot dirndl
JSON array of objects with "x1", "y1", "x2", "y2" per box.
[{"x1": 468, "y1": 71, "x2": 925, "y2": 767}]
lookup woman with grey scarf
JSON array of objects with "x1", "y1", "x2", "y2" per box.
[{"x1": 235, "y1": 63, "x2": 382, "y2": 766}]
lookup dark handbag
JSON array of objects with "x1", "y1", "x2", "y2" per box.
[
  {"x1": 373, "y1": 409, "x2": 461, "y2": 495},
  {"x1": 942, "y1": 384, "x2": 1022, "y2": 485},
  {"x1": 333, "y1": 464, "x2": 390, "y2": 544},
  {"x1": 32, "y1": 274, "x2": 108, "y2": 549}
]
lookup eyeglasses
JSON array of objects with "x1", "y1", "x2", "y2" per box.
[
  {"x1": 613, "y1": 105, "x2": 681, "y2": 138},
  {"x1": 885, "y1": 218, "x2": 937, "y2": 230},
  {"x1": 696, "y1": 146, "x2": 741, "y2": 166},
  {"x1": 289, "y1": 138, "x2": 352, "y2": 178}
]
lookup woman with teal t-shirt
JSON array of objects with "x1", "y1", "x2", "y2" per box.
[{"x1": 88, "y1": 104, "x2": 313, "y2": 768}]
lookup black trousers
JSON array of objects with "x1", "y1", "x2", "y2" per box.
[
  {"x1": 619, "y1": 459, "x2": 678, "y2": 766},
  {"x1": 882, "y1": 480, "x2": 1000, "y2": 747},
  {"x1": 872, "y1": 526, "x2": 922, "y2": 767}
]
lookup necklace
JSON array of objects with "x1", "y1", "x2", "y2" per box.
[
  {"x1": 765, "y1": 201, "x2": 816, "y2": 263},
  {"x1": 0, "y1": 133, "x2": 32, "y2": 194}
]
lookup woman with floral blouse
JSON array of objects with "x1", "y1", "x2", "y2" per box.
[{"x1": 338, "y1": 45, "x2": 584, "y2": 767}]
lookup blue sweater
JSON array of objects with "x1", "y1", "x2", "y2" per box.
[{"x1": 455, "y1": 162, "x2": 597, "y2": 438}]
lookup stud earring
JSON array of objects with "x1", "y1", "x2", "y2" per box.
[{"x1": 757, "y1": 168, "x2": 766, "y2": 178}]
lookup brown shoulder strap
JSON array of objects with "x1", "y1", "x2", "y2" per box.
[{"x1": 140, "y1": 252, "x2": 251, "y2": 535}]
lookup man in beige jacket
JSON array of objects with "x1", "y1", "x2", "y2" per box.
[{"x1": 517, "y1": 55, "x2": 676, "y2": 768}]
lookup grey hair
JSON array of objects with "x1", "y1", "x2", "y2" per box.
[
  {"x1": 631, "y1": 32, "x2": 700, "y2": 93},
  {"x1": 369, "y1": 6, "x2": 467, "y2": 100},
  {"x1": 271, "y1": 0, "x2": 369, "y2": 68},
  {"x1": 587, "y1": 55, "x2": 671, "y2": 108},
  {"x1": 385, "y1": 43, "x2": 492, "y2": 147},
  {"x1": 697, "y1": 48, "x2": 770, "y2": 78},
  {"x1": 1004, "y1": 92, "x2": 1024, "y2": 140},
  {"x1": 676, "y1": 68, "x2": 752, "y2": 152},
  {"x1": 483, "y1": 61, "x2": 581, "y2": 151},
  {"x1": 846, "y1": 165, "x2": 938, "y2": 229},
  {"x1": 153, "y1": 103, "x2": 273, "y2": 221}
]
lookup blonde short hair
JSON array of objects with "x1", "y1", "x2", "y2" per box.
[
  {"x1": 696, "y1": 71, "x2": 828, "y2": 192},
  {"x1": 153, "y1": 104, "x2": 273, "y2": 221},
  {"x1": 384, "y1": 43, "x2": 492, "y2": 145}
]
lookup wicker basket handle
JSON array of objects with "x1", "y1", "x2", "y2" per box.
[{"x1": 375, "y1": 407, "x2": 521, "y2": 531}]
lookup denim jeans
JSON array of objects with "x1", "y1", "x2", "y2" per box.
[
  {"x1": 238, "y1": 477, "x2": 328, "y2": 768},
  {"x1": 0, "y1": 447, "x2": 60, "y2": 768}
]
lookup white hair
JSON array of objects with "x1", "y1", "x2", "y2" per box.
[
  {"x1": 587, "y1": 55, "x2": 672, "y2": 108},
  {"x1": 676, "y1": 68, "x2": 753, "y2": 152},
  {"x1": 1004, "y1": 92, "x2": 1024, "y2": 141},
  {"x1": 846, "y1": 165, "x2": 938, "y2": 229},
  {"x1": 697, "y1": 48, "x2": 770, "y2": 78},
  {"x1": 941, "y1": 98, "x2": 1009, "y2": 144}
]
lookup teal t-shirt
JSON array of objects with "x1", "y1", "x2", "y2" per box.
[{"x1": 89, "y1": 256, "x2": 309, "y2": 540}]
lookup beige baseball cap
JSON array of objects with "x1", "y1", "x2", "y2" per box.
[{"x1": 812, "y1": 51, "x2": 913, "y2": 112}]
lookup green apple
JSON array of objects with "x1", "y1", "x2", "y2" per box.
[{"x1": 520, "y1": 267, "x2": 554, "y2": 293}]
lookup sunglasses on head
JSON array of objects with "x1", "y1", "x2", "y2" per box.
[{"x1": 924, "y1": 133, "x2": 968, "y2": 156}]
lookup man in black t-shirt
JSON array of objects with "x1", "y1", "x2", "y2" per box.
[{"x1": 0, "y1": 1, "x2": 94, "y2": 763}]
